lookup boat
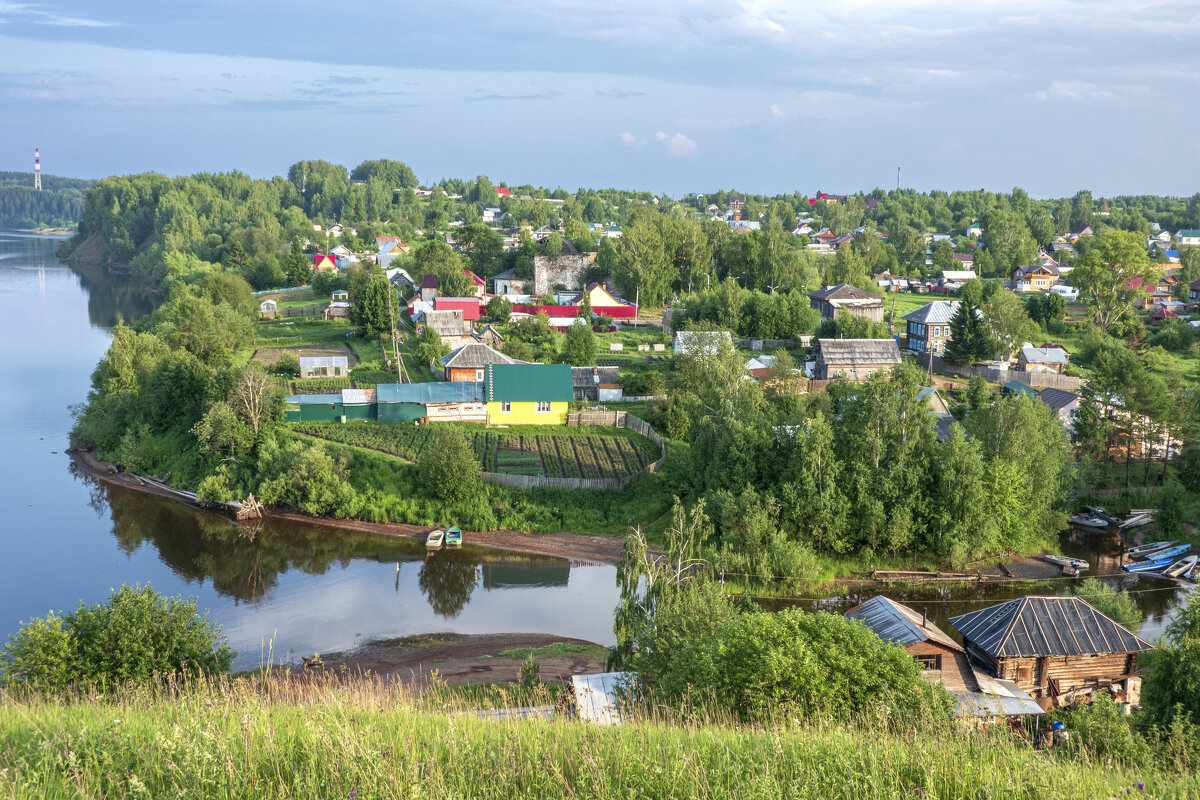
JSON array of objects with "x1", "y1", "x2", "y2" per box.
[
  {"x1": 426, "y1": 529, "x2": 445, "y2": 549},
  {"x1": 1126, "y1": 540, "x2": 1177, "y2": 559},
  {"x1": 1123, "y1": 557, "x2": 1174, "y2": 573},
  {"x1": 1070, "y1": 515, "x2": 1109, "y2": 529},
  {"x1": 1118, "y1": 513, "x2": 1154, "y2": 530},
  {"x1": 445, "y1": 527, "x2": 463, "y2": 547},
  {"x1": 1162, "y1": 555, "x2": 1199, "y2": 579},
  {"x1": 1135, "y1": 544, "x2": 1191, "y2": 561},
  {"x1": 1044, "y1": 554, "x2": 1089, "y2": 570}
]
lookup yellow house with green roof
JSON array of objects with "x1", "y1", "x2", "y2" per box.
[{"x1": 484, "y1": 363, "x2": 574, "y2": 425}]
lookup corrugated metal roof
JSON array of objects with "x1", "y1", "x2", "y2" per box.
[
  {"x1": 376, "y1": 382, "x2": 483, "y2": 404},
  {"x1": 902, "y1": 300, "x2": 959, "y2": 324},
  {"x1": 341, "y1": 388, "x2": 375, "y2": 405},
  {"x1": 1021, "y1": 345, "x2": 1069, "y2": 365},
  {"x1": 949, "y1": 596, "x2": 1154, "y2": 658},
  {"x1": 440, "y1": 343, "x2": 523, "y2": 369},
  {"x1": 571, "y1": 672, "x2": 638, "y2": 726},
  {"x1": 845, "y1": 595, "x2": 963, "y2": 652},
  {"x1": 953, "y1": 678, "x2": 1044, "y2": 718},
  {"x1": 299, "y1": 356, "x2": 349, "y2": 368},
  {"x1": 485, "y1": 363, "x2": 574, "y2": 403}
]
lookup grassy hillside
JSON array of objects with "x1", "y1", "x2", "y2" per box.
[{"x1": 1, "y1": 674, "x2": 1193, "y2": 799}]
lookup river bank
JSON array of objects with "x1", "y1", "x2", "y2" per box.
[{"x1": 69, "y1": 448, "x2": 630, "y2": 565}]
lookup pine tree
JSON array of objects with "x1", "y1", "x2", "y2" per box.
[{"x1": 943, "y1": 299, "x2": 990, "y2": 366}]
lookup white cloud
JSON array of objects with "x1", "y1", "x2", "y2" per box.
[
  {"x1": 656, "y1": 131, "x2": 698, "y2": 156},
  {"x1": 0, "y1": 2, "x2": 117, "y2": 27},
  {"x1": 769, "y1": 103, "x2": 782, "y2": 118},
  {"x1": 1035, "y1": 80, "x2": 1113, "y2": 101},
  {"x1": 620, "y1": 131, "x2": 636, "y2": 144}
]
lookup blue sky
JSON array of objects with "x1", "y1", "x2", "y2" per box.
[{"x1": 1, "y1": 1, "x2": 1198, "y2": 198}]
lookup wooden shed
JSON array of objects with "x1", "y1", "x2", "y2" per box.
[
  {"x1": 846, "y1": 596, "x2": 1043, "y2": 720},
  {"x1": 950, "y1": 596, "x2": 1153, "y2": 707},
  {"x1": 811, "y1": 338, "x2": 901, "y2": 381},
  {"x1": 439, "y1": 342, "x2": 524, "y2": 382}
]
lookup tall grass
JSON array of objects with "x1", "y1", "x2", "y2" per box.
[{"x1": 1, "y1": 672, "x2": 1195, "y2": 799}]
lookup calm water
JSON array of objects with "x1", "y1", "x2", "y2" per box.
[
  {"x1": 0, "y1": 233, "x2": 1192, "y2": 671},
  {"x1": 0, "y1": 234, "x2": 619, "y2": 669}
]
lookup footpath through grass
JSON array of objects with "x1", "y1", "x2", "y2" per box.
[{"x1": 1, "y1": 674, "x2": 1193, "y2": 799}]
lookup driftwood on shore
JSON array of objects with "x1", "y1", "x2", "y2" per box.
[{"x1": 869, "y1": 568, "x2": 988, "y2": 584}]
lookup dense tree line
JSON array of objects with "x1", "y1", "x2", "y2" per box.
[{"x1": 0, "y1": 171, "x2": 91, "y2": 229}]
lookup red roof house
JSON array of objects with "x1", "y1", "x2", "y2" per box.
[
  {"x1": 496, "y1": 187, "x2": 512, "y2": 197},
  {"x1": 313, "y1": 254, "x2": 337, "y2": 272},
  {"x1": 435, "y1": 296, "x2": 482, "y2": 321}
]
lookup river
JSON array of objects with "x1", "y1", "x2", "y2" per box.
[{"x1": 0, "y1": 233, "x2": 1193, "y2": 671}]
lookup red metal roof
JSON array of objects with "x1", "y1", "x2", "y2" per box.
[
  {"x1": 435, "y1": 297, "x2": 481, "y2": 320},
  {"x1": 313, "y1": 254, "x2": 336, "y2": 270}
]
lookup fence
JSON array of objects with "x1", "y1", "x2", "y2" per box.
[
  {"x1": 479, "y1": 412, "x2": 667, "y2": 491},
  {"x1": 733, "y1": 337, "x2": 800, "y2": 350},
  {"x1": 253, "y1": 285, "x2": 311, "y2": 297},
  {"x1": 915, "y1": 353, "x2": 1085, "y2": 392}
]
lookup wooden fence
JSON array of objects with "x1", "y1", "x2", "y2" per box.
[
  {"x1": 915, "y1": 353, "x2": 1085, "y2": 392},
  {"x1": 479, "y1": 412, "x2": 667, "y2": 491},
  {"x1": 733, "y1": 337, "x2": 800, "y2": 350}
]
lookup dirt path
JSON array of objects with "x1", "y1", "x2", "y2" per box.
[
  {"x1": 68, "y1": 449, "x2": 628, "y2": 565},
  {"x1": 304, "y1": 632, "x2": 608, "y2": 685}
]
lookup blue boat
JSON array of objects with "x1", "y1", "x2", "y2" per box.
[
  {"x1": 1139, "y1": 544, "x2": 1191, "y2": 561},
  {"x1": 1124, "y1": 557, "x2": 1174, "y2": 573}
]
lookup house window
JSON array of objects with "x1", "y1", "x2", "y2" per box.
[
  {"x1": 536, "y1": 401, "x2": 552, "y2": 413},
  {"x1": 475, "y1": 369, "x2": 484, "y2": 382},
  {"x1": 1016, "y1": 665, "x2": 1033, "y2": 685},
  {"x1": 334, "y1": 367, "x2": 341, "y2": 376},
  {"x1": 321, "y1": 367, "x2": 328, "y2": 376},
  {"x1": 915, "y1": 654, "x2": 941, "y2": 671},
  {"x1": 501, "y1": 402, "x2": 512, "y2": 413}
]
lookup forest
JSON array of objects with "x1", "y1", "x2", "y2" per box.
[{"x1": 0, "y1": 171, "x2": 92, "y2": 229}]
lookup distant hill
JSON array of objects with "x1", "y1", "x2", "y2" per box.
[{"x1": 0, "y1": 171, "x2": 94, "y2": 229}]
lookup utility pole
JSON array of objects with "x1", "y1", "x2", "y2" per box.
[
  {"x1": 896, "y1": 165, "x2": 901, "y2": 192},
  {"x1": 34, "y1": 148, "x2": 41, "y2": 191}
]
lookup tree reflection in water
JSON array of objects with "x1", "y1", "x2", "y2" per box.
[{"x1": 418, "y1": 549, "x2": 479, "y2": 618}]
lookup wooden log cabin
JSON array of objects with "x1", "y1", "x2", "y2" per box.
[
  {"x1": 845, "y1": 596, "x2": 1042, "y2": 720},
  {"x1": 949, "y1": 596, "x2": 1153, "y2": 708}
]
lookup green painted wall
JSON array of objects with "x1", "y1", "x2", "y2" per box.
[
  {"x1": 343, "y1": 403, "x2": 377, "y2": 421},
  {"x1": 378, "y1": 401, "x2": 425, "y2": 423}
]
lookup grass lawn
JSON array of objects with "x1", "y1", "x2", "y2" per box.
[{"x1": 256, "y1": 317, "x2": 353, "y2": 347}]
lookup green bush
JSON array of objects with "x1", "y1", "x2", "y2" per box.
[
  {"x1": 0, "y1": 585, "x2": 234, "y2": 692},
  {"x1": 418, "y1": 427, "x2": 481, "y2": 504}
]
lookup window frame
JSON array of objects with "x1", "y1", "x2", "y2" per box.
[
  {"x1": 501, "y1": 401, "x2": 512, "y2": 413},
  {"x1": 535, "y1": 401, "x2": 552, "y2": 413}
]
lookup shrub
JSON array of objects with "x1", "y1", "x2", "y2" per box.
[
  {"x1": 274, "y1": 351, "x2": 301, "y2": 377},
  {"x1": 0, "y1": 585, "x2": 234, "y2": 692},
  {"x1": 418, "y1": 427, "x2": 481, "y2": 504}
]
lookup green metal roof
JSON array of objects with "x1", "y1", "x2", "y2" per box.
[
  {"x1": 485, "y1": 363, "x2": 574, "y2": 403},
  {"x1": 376, "y1": 382, "x2": 483, "y2": 404},
  {"x1": 1003, "y1": 380, "x2": 1038, "y2": 396}
]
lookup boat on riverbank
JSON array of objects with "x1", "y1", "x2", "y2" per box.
[
  {"x1": 1124, "y1": 557, "x2": 1175, "y2": 573},
  {"x1": 1162, "y1": 555, "x2": 1198, "y2": 579},
  {"x1": 446, "y1": 527, "x2": 463, "y2": 547},
  {"x1": 1043, "y1": 554, "x2": 1088, "y2": 570},
  {"x1": 1126, "y1": 541, "x2": 1177, "y2": 559},
  {"x1": 1069, "y1": 514, "x2": 1109, "y2": 529},
  {"x1": 1134, "y1": 544, "x2": 1191, "y2": 562},
  {"x1": 426, "y1": 529, "x2": 445, "y2": 549}
]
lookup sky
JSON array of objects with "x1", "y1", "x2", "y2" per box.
[{"x1": 1, "y1": 0, "x2": 1198, "y2": 198}]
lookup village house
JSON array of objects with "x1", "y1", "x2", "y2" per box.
[
  {"x1": 439, "y1": 342, "x2": 524, "y2": 382},
  {"x1": 378, "y1": 381, "x2": 486, "y2": 423},
  {"x1": 1013, "y1": 264, "x2": 1061, "y2": 292},
  {"x1": 730, "y1": 220, "x2": 762, "y2": 233},
  {"x1": 966, "y1": 221, "x2": 983, "y2": 238},
  {"x1": 952, "y1": 252, "x2": 975, "y2": 269},
  {"x1": 572, "y1": 366, "x2": 622, "y2": 401},
  {"x1": 484, "y1": 363, "x2": 574, "y2": 425},
  {"x1": 480, "y1": 204, "x2": 504, "y2": 223},
  {"x1": 846, "y1": 596, "x2": 1042, "y2": 720},
  {"x1": 1176, "y1": 229, "x2": 1200, "y2": 247},
  {"x1": 421, "y1": 309, "x2": 476, "y2": 349},
  {"x1": 1018, "y1": 344, "x2": 1070, "y2": 373},
  {"x1": 259, "y1": 299, "x2": 277, "y2": 319},
  {"x1": 473, "y1": 324, "x2": 505, "y2": 349},
  {"x1": 325, "y1": 223, "x2": 344, "y2": 238},
  {"x1": 1036, "y1": 387, "x2": 1081, "y2": 427},
  {"x1": 569, "y1": 283, "x2": 633, "y2": 317},
  {"x1": 435, "y1": 296, "x2": 482, "y2": 321},
  {"x1": 950, "y1": 596, "x2": 1153, "y2": 707},
  {"x1": 902, "y1": 300, "x2": 958, "y2": 355},
  {"x1": 375, "y1": 239, "x2": 409, "y2": 269},
  {"x1": 940, "y1": 270, "x2": 976, "y2": 289},
  {"x1": 729, "y1": 196, "x2": 746, "y2": 213},
  {"x1": 313, "y1": 254, "x2": 337, "y2": 273},
  {"x1": 299, "y1": 355, "x2": 348, "y2": 379},
  {"x1": 324, "y1": 289, "x2": 351, "y2": 319},
  {"x1": 387, "y1": 268, "x2": 416, "y2": 295},
  {"x1": 811, "y1": 338, "x2": 901, "y2": 381},
  {"x1": 807, "y1": 283, "x2": 886, "y2": 322}
]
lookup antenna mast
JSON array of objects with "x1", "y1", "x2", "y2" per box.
[
  {"x1": 34, "y1": 149, "x2": 42, "y2": 191},
  {"x1": 896, "y1": 165, "x2": 900, "y2": 192}
]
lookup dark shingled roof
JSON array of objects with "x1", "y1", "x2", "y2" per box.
[
  {"x1": 846, "y1": 596, "x2": 963, "y2": 652},
  {"x1": 1036, "y1": 387, "x2": 1080, "y2": 411},
  {"x1": 440, "y1": 342, "x2": 523, "y2": 370},
  {"x1": 902, "y1": 300, "x2": 959, "y2": 324},
  {"x1": 807, "y1": 283, "x2": 884, "y2": 304},
  {"x1": 949, "y1": 596, "x2": 1154, "y2": 658},
  {"x1": 815, "y1": 338, "x2": 901, "y2": 366}
]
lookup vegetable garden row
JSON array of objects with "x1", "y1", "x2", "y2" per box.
[{"x1": 292, "y1": 423, "x2": 660, "y2": 481}]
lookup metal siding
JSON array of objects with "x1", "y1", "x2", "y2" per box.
[
  {"x1": 299, "y1": 402, "x2": 343, "y2": 422},
  {"x1": 378, "y1": 402, "x2": 424, "y2": 423},
  {"x1": 342, "y1": 404, "x2": 375, "y2": 421},
  {"x1": 486, "y1": 401, "x2": 567, "y2": 425}
]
